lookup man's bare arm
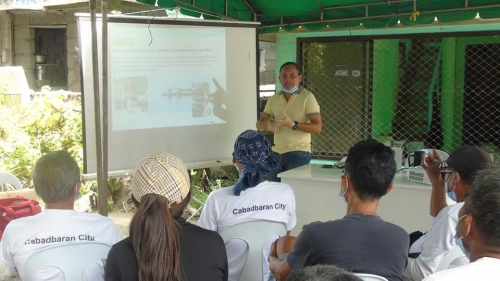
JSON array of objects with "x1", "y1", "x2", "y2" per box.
[
  {"x1": 268, "y1": 239, "x2": 293, "y2": 281},
  {"x1": 422, "y1": 150, "x2": 447, "y2": 217},
  {"x1": 275, "y1": 112, "x2": 322, "y2": 134}
]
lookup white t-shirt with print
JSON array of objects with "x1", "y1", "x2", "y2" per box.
[
  {"x1": 198, "y1": 181, "x2": 297, "y2": 281},
  {"x1": 0, "y1": 209, "x2": 121, "y2": 280}
]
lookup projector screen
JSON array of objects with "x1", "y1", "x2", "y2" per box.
[{"x1": 77, "y1": 14, "x2": 260, "y2": 173}]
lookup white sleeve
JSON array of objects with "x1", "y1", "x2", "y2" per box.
[
  {"x1": 286, "y1": 187, "x2": 297, "y2": 231},
  {"x1": 0, "y1": 225, "x2": 15, "y2": 267},
  {"x1": 197, "y1": 193, "x2": 218, "y2": 232},
  {"x1": 404, "y1": 206, "x2": 459, "y2": 281}
]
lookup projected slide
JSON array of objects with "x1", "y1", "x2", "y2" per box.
[{"x1": 109, "y1": 26, "x2": 227, "y2": 131}]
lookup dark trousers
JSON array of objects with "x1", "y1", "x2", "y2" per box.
[{"x1": 267, "y1": 151, "x2": 311, "y2": 182}]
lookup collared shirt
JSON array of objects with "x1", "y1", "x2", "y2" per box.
[{"x1": 262, "y1": 88, "x2": 320, "y2": 154}]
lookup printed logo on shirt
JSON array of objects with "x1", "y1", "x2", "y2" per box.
[
  {"x1": 232, "y1": 203, "x2": 286, "y2": 215},
  {"x1": 25, "y1": 234, "x2": 95, "y2": 245}
]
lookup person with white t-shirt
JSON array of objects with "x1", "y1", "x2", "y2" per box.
[
  {"x1": 0, "y1": 150, "x2": 120, "y2": 281},
  {"x1": 423, "y1": 168, "x2": 500, "y2": 281},
  {"x1": 404, "y1": 146, "x2": 492, "y2": 281},
  {"x1": 198, "y1": 130, "x2": 297, "y2": 281}
]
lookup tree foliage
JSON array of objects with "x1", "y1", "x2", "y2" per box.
[{"x1": 0, "y1": 91, "x2": 83, "y2": 186}]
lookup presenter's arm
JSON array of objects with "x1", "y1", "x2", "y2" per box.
[
  {"x1": 421, "y1": 150, "x2": 447, "y2": 217},
  {"x1": 277, "y1": 112, "x2": 322, "y2": 134}
]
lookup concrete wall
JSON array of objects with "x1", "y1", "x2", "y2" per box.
[
  {"x1": 259, "y1": 41, "x2": 276, "y2": 85},
  {"x1": 7, "y1": 2, "x2": 165, "y2": 92},
  {"x1": 12, "y1": 9, "x2": 85, "y2": 91},
  {"x1": 0, "y1": 11, "x2": 13, "y2": 66}
]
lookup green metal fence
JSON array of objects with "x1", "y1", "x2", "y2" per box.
[{"x1": 299, "y1": 32, "x2": 500, "y2": 160}]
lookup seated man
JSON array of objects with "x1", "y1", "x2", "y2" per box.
[
  {"x1": 0, "y1": 150, "x2": 120, "y2": 280},
  {"x1": 269, "y1": 139, "x2": 409, "y2": 281},
  {"x1": 198, "y1": 130, "x2": 297, "y2": 281},
  {"x1": 405, "y1": 146, "x2": 492, "y2": 280},
  {"x1": 423, "y1": 167, "x2": 500, "y2": 280}
]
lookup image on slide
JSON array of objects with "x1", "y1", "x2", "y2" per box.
[{"x1": 112, "y1": 75, "x2": 227, "y2": 131}]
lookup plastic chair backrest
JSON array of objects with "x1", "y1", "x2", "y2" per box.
[
  {"x1": 436, "y1": 245, "x2": 466, "y2": 272},
  {"x1": 24, "y1": 241, "x2": 111, "y2": 281},
  {"x1": 219, "y1": 220, "x2": 287, "y2": 281},
  {"x1": 0, "y1": 172, "x2": 23, "y2": 190},
  {"x1": 354, "y1": 273, "x2": 389, "y2": 281}
]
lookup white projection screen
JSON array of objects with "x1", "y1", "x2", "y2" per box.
[{"x1": 76, "y1": 14, "x2": 260, "y2": 174}]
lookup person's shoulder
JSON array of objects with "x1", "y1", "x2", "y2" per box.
[
  {"x1": 206, "y1": 185, "x2": 234, "y2": 200},
  {"x1": 263, "y1": 181, "x2": 294, "y2": 191},
  {"x1": 380, "y1": 220, "x2": 410, "y2": 238},
  {"x1": 183, "y1": 222, "x2": 225, "y2": 244},
  {"x1": 436, "y1": 202, "x2": 463, "y2": 220}
]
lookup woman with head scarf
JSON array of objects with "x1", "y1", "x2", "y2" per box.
[
  {"x1": 198, "y1": 130, "x2": 297, "y2": 281},
  {"x1": 105, "y1": 152, "x2": 228, "y2": 281}
]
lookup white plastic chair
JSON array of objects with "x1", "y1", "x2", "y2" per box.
[
  {"x1": 436, "y1": 245, "x2": 466, "y2": 272},
  {"x1": 0, "y1": 172, "x2": 23, "y2": 190},
  {"x1": 354, "y1": 273, "x2": 389, "y2": 281},
  {"x1": 219, "y1": 220, "x2": 287, "y2": 281},
  {"x1": 23, "y1": 241, "x2": 111, "y2": 281}
]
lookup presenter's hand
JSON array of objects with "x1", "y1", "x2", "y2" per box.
[
  {"x1": 421, "y1": 149, "x2": 443, "y2": 185},
  {"x1": 275, "y1": 111, "x2": 294, "y2": 128},
  {"x1": 267, "y1": 119, "x2": 280, "y2": 133},
  {"x1": 206, "y1": 78, "x2": 226, "y2": 108}
]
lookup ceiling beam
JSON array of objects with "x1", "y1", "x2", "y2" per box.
[
  {"x1": 242, "y1": 0, "x2": 257, "y2": 21},
  {"x1": 264, "y1": 3, "x2": 500, "y2": 28},
  {"x1": 323, "y1": 0, "x2": 414, "y2": 11},
  {"x1": 173, "y1": 0, "x2": 237, "y2": 20}
]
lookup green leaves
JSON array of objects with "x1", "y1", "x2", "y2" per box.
[{"x1": 0, "y1": 94, "x2": 83, "y2": 186}]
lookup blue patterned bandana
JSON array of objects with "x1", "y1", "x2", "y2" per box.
[{"x1": 232, "y1": 130, "x2": 280, "y2": 195}]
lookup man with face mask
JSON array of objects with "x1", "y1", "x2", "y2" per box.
[
  {"x1": 256, "y1": 62, "x2": 322, "y2": 182},
  {"x1": 422, "y1": 168, "x2": 500, "y2": 281},
  {"x1": 269, "y1": 139, "x2": 409, "y2": 281},
  {"x1": 404, "y1": 146, "x2": 492, "y2": 281}
]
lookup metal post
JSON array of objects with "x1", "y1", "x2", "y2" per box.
[
  {"x1": 89, "y1": 0, "x2": 106, "y2": 216},
  {"x1": 101, "y1": 0, "x2": 109, "y2": 216}
]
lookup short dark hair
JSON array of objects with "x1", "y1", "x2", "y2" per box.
[
  {"x1": 279, "y1": 62, "x2": 302, "y2": 75},
  {"x1": 32, "y1": 150, "x2": 80, "y2": 204},
  {"x1": 289, "y1": 264, "x2": 362, "y2": 281},
  {"x1": 344, "y1": 139, "x2": 396, "y2": 201},
  {"x1": 464, "y1": 167, "x2": 500, "y2": 247}
]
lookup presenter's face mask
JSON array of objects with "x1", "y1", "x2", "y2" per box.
[{"x1": 455, "y1": 213, "x2": 471, "y2": 259}]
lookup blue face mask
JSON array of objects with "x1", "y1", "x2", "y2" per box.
[
  {"x1": 454, "y1": 235, "x2": 470, "y2": 259},
  {"x1": 282, "y1": 85, "x2": 299, "y2": 94},
  {"x1": 339, "y1": 181, "x2": 348, "y2": 204},
  {"x1": 455, "y1": 214, "x2": 471, "y2": 259},
  {"x1": 446, "y1": 172, "x2": 457, "y2": 202}
]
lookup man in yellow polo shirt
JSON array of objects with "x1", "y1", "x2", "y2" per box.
[{"x1": 256, "y1": 62, "x2": 322, "y2": 182}]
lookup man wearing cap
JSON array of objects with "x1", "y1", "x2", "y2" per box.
[
  {"x1": 256, "y1": 62, "x2": 322, "y2": 182},
  {"x1": 423, "y1": 168, "x2": 500, "y2": 281},
  {"x1": 0, "y1": 150, "x2": 120, "y2": 280},
  {"x1": 198, "y1": 130, "x2": 297, "y2": 281},
  {"x1": 404, "y1": 146, "x2": 492, "y2": 281}
]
